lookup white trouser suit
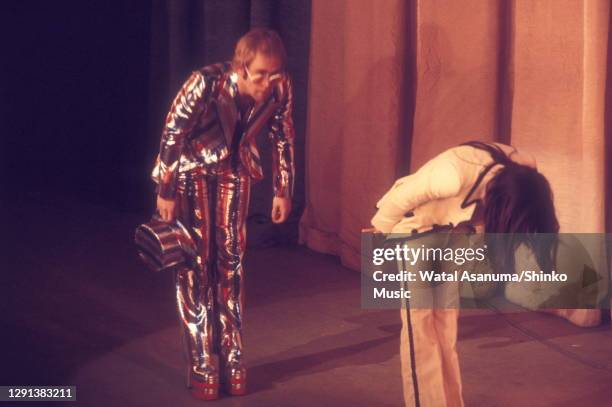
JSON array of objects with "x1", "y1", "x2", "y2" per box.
[{"x1": 371, "y1": 142, "x2": 535, "y2": 407}]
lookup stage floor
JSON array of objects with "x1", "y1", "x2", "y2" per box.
[{"x1": 4, "y1": 193, "x2": 611, "y2": 406}]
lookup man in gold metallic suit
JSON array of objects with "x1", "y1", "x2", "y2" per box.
[{"x1": 152, "y1": 28, "x2": 295, "y2": 400}]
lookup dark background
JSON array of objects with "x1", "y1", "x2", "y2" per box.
[
  {"x1": 0, "y1": 0, "x2": 310, "y2": 387},
  {"x1": 2, "y1": 0, "x2": 310, "y2": 245}
]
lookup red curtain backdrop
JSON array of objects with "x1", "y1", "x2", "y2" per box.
[{"x1": 300, "y1": 0, "x2": 611, "y2": 272}]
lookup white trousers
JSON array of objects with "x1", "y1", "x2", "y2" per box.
[{"x1": 400, "y1": 306, "x2": 464, "y2": 407}]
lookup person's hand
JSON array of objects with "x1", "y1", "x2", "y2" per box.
[
  {"x1": 157, "y1": 195, "x2": 176, "y2": 222},
  {"x1": 271, "y1": 196, "x2": 291, "y2": 224},
  {"x1": 361, "y1": 227, "x2": 382, "y2": 234}
]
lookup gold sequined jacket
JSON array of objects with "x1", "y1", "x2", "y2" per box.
[{"x1": 153, "y1": 62, "x2": 295, "y2": 199}]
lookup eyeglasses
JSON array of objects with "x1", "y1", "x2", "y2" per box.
[{"x1": 244, "y1": 64, "x2": 284, "y2": 84}]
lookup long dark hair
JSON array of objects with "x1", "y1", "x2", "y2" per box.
[
  {"x1": 466, "y1": 142, "x2": 560, "y2": 273},
  {"x1": 486, "y1": 162, "x2": 560, "y2": 273}
]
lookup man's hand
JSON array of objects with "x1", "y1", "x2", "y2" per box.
[
  {"x1": 271, "y1": 196, "x2": 291, "y2": 224},
  {"x1": 157, "y1": 195, "x2": 177, "y2": 222}
]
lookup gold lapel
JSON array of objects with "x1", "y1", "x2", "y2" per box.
[{"x1": 215, "y1": 75, "x2": 238, "y2": 147}]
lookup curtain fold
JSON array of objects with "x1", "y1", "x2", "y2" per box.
[
  {"x1": 300, "y1": 0, "x2": 408, "y2": 269},
  {"x1": 510, "y1": 0, "x2": 609, "y2": 234},
  {"x1": 301, "y1": 0, "x2": 612, "y2": 270}
]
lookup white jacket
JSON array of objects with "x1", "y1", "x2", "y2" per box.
[{"x1": 371, "y1": 143, "x2": 536, "y2": 234}]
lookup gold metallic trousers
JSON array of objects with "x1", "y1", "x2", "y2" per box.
[{"x1": 173, "y1": 161, "x2": 251, "y2": 381}]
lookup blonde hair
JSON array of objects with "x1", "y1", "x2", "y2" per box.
[{"x1": 232, "y1": 28, "x2": 287, "y2": 69}]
